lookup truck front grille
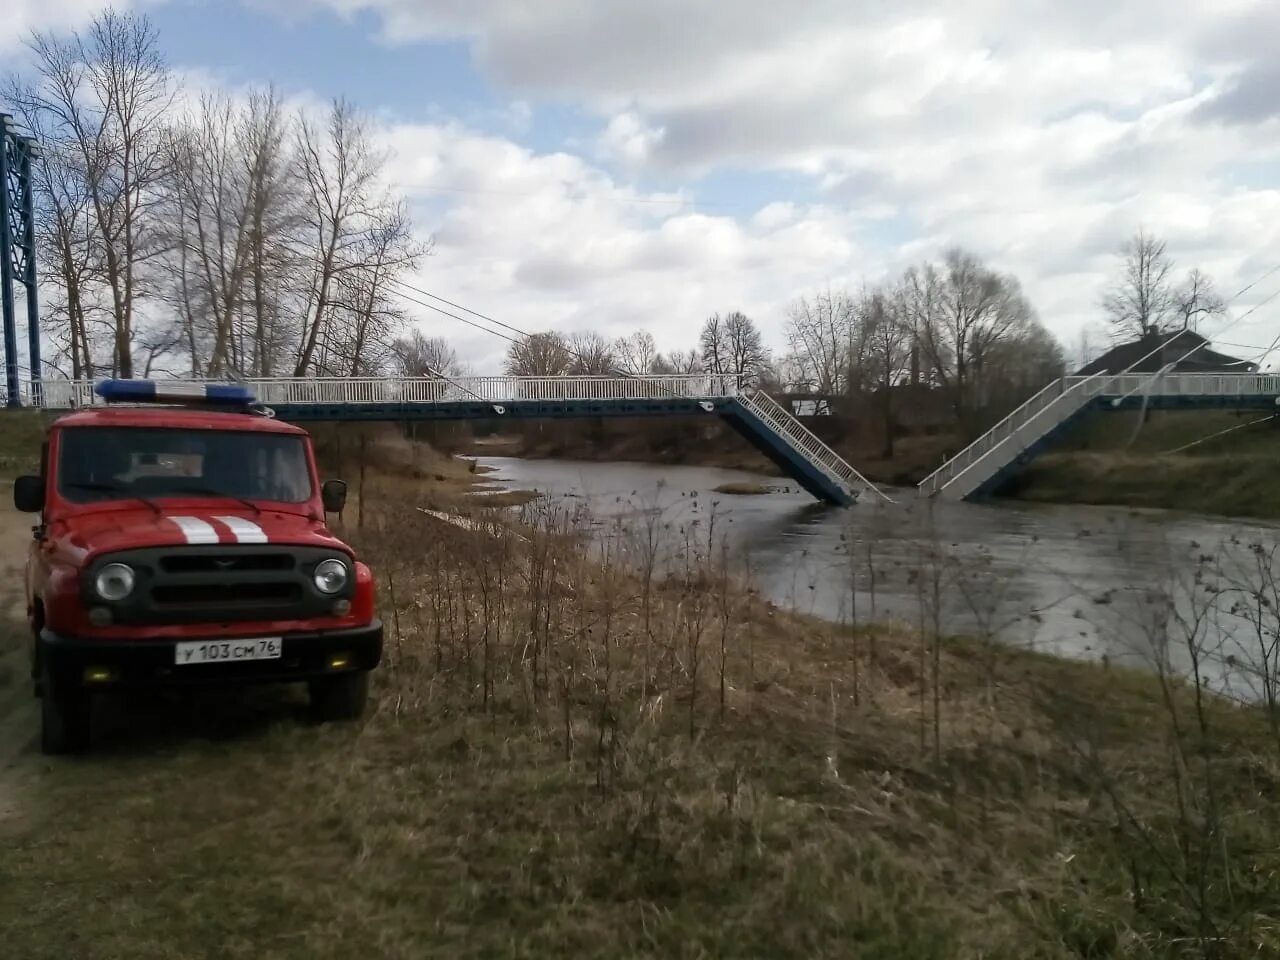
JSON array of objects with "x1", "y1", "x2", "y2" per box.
[
  {"x1": 159, "y1": 553, "x2": 296, "y2": 575},
  {"x1": 152, "y1": 581, "x2": 303, "y2": 607},
  {"x1": 85, "y1": 545, "x2": 351, "y2": 626}
]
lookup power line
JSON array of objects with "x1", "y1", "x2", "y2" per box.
[
  {"x1": 388, "y1": 283, "x2": 523, "y2": 345},
  {"x1": 1224, "y1": 284, "x2": 1280, "y2": 336},
  {"x1": 389, "y1": 277, "x2": 533, "y2": 341},
  {"x1": 1226, "y1": 262, "x2": 1280, "y2": 302},
  {"x1": 389, "y1": 276, "x2": 677, "y2": 382}
]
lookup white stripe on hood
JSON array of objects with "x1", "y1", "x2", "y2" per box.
[
  {"x1": 168, "y1": 516, "x2": 220, "y2": 544},
  {"x1": 216, "y1": 516, "x2": 268, "y2": 544}
]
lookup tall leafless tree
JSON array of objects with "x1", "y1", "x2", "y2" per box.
[
  {"x1": 700, "y1": 311, "x2": 769, "y2": 384},
  {"x1": 326, "y1": 203, "x2": 423, "y2": 376},
  {"x1": 1102, "y1": 229, "x2": 1177, "y2": 339},
  {"x1": 239, "y1": 89, "x2": 299, "y2": 376},
  {"x1": 864, "y1": 291, "x2": 910, "y2": 457},
  {"x1": 393, "y1": 329, "x2": 460, "y2": 378},
  {"x1": 613, "y1": 330, "x2": 659, "y2": 375},
  {"x1": 1174, "y1": 267, "x2": 1227, "y2": 333},
  {"x1": 912, "y1": 250, "x2": 1035, "y2": 433},
  {"x1": 506, "y1": 332, "x2": 573, "y2": 376},
  {"x1": 16, "y1": 9, "x2": 175, "y2": 377},
  {"x1": 567, "y1": 331, "x2": 615, "y2": 374},
  {"x1": 293, "y1": 100, "x2": 387, "y2": 377},
  {"x1": 785, "y1": 289, "x2": 854, "y2": 395},
  {"x1": 164, "y1": 94, "x2": 257, "y2": 376},
  {"x1": 651, "y1": 348, "x2": 703, "y2": 375},
  {"x1": 26, "y1": 132, "x2": 100, "y2": 380}
]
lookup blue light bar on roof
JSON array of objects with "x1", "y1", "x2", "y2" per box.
[{"x1": 95, "y1": 379, "x2": 257, "y2": 407}]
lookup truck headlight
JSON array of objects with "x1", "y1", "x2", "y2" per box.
[
  {"x1": 95, "y1": 563, "x2": 136, "y2": 602},
  {"x1": 313, "y1": 559, "x2": 349, "y2": 595}
]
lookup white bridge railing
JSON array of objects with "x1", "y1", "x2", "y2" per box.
[
  {"x1": 23, "y1": 375, "x2": 743, "y2": 409},
  {"x1": 920, "y1": 372, "x2": 1280, "y2": 499},
  {"x1": 738, "y1": 389, "x2": 881, "y2": 501}
]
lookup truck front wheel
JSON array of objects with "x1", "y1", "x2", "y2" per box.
[
  {"x1": 41, "y1": 678, "x2": 92, "y2": 755},
  {"x1": 309, "y1": 672, "x2": 369, "y2": 722}
]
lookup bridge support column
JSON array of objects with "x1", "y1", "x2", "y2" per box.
[{"x1": 0, "y1": 114, "x2": 40, "y2": 409}]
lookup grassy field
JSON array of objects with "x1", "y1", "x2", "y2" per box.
[
  {"x1": 1007, "y1": 409, "x2": 1280, "y2": 519},
  {"x1": 1, "y1": 411, "x2": 1279, "y2": 957}
]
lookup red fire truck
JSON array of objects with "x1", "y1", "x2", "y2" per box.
[{"x1": 15, "y1": 380, "x2": 383, "y2": 754}]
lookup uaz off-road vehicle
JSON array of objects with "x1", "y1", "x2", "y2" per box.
[{"x1": 15, "y1": 380, "x2": 383, "y2": 754}]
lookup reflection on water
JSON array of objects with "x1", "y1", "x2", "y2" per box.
[{"x1": 477, "y1": 456, "x2": 1280, "y2": 700}]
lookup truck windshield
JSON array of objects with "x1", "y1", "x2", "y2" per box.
[{"x1": 57, "y1": 427, "x2": 314, "y2": 505}]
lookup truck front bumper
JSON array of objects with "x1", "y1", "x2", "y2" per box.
[{"x1": 38, "y1": 621, "x2": 383, "y2": 692}]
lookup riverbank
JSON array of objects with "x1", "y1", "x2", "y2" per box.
[
  {"x1": 1006, "y1": 409, "x2": 1280, "y2": 520},
  {"x1": 2, "y1": 433, "x2": 1278, "y2": 956}
]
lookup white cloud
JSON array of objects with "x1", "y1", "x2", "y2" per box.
[
  {"x1": 0, "y1": 0, "x2": 142, "y2": 54},
  {"x1": 596, "y1": 111, "x2": 663, "y2": 169},
  {"x1": 377, "y1": 120, "x2": 867, "y2": 370}
]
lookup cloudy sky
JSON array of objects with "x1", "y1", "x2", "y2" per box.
[{"x1": 7, "y1": 0, "x2": 1280, "y2": 371}]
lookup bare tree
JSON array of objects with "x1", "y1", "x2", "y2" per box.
[
  {"x1": 900, "y1": 264, "x2": 945, "y2": 387},
  {"x1": 26, "y1": 133, "x2": 100, "y2": 379},
  {"x1": 701, "y1": 311, "x2": 769, "y2": 384},
  {"x1": 674, "y1": 347, "x2": 702, "y2": 375},
  {"x1": 898, "y1": 250, "x2": 1039, "y2": 434},
  {"x1": 567, "y1": 331, "x2": 615, "y2": 374},
  {"x1": 238, "y1": 88, "x2": 299, "y2": 376},
  {"x1": 654, "y1": 348, "x2": 701, "y2": 375},
  {"x1": 16, "y1": 9, "x2": 175, "y2": 377},
  {"x1": 163, "y1": 94, "x2": 257, "y2": 376},
  {"x1": 324, "y1": 203, "x2": 423, "y2": 376},
  {"x1": 1174, "y1": 267, "x2": 1227, "y2": 333},
  {"x1": 698, "y1": 313, "x2": 728, "y2": 376},
  {"x1": 162, "y1": 89, "x2": 380, "y2": 379},
  {"x1": 1102, "y1": 228, "x2": 1177, "y2": 339},
  {"x1": 13, "y1": 24, "x2": 433, "y2": 382},
  {"x1": 393, "y1": 330, "x2": 459, "y2": 378},
  {"x1": 864, "y1": 291, "x2": 910, "y2": 457},
  {"x1": 506, "y1": 332, "x2": 572, "y2": 376},
  {"x1": 983, "y1": 320, "x2": 1066, "y2": 404},
  {"x1": 784, "y1": 289, "x2": 853, "y2": 395},
  {"x1": 293, "y1": 100, "x2": 390, "y2": 377},
  {"x1": 613, "y1": 330, "x2": 659, "y2": 375}
]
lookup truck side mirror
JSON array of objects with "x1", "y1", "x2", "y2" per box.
[
  {"x1": 14, "y1": 475, "x2": 45, "y2": 513},
  {"x1": 321, "y1": 479, "x2": 347, "y2": 514}
]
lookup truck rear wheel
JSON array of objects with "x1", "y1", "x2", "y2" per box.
[
  {"x1": 41, "y1": 679, "x2": 92, "y2": 755},
  {"x1": 309, "y1": 671, "x2": 369, "y2": 722}
]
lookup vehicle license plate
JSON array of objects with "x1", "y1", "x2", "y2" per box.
[{"x1": 175, "y1": 637, "x2": 283, "y2": 665}]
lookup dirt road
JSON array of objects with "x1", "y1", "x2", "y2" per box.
[{"x1": 0, "y1": 501, "x2": 35, "y2": 828}]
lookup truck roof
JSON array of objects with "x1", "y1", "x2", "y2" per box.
[{"x1": 52, "y1": 407, "x2": 310, "y2": 435}]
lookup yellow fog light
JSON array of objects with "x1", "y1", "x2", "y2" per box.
[
  {"x1": 83, "y1": 666, "x2": 117, "y2": 684},
  {"x1": 88, "y1": 606, "x2": 113, "y2": 627},
  {"x1": 327, "y1": 653, "x2": 351, "y2": 671},
  {"x1": 332, "y1": 599, "x2": 351, "y2": 617}
]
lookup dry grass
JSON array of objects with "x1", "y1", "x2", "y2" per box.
[
  {"x1": 2, "y1": 433, "x2": 1279, "y2": 957},
  {"x1": 0, "y1": 410, "x2": 53, "y2": 481},
  {"x1": 1008, "y1": 410, "x2": 1280, "y2": 519}
]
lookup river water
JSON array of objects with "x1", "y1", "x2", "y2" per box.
[{"x1": 476, "y1": 456, "x2": 1280, "y2": 700}]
